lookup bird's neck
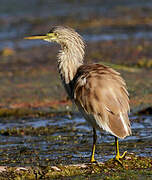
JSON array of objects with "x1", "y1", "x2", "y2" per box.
[{"x1": 57, "y1": 44, "x2": 84, "y2": 84}]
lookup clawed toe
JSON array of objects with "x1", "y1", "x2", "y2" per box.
[{"x1": 114, "y1": 151, "x2": 127, "y2": 165}]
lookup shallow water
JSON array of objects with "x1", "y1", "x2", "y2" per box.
[
  {"x1": 0, "y1": 114, "x2": 151, "y2": 166},
  {"x1": 1, "y1": 0, "x2": 152, "y2": 50},
  {"x1": 1, "y1": 30, "x2": 152, "y2": 51}
]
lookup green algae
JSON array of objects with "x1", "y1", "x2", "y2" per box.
[
  {"x1": 0, "y1": 114, "x2": 151, "y2": 179},
  {"x1": 0, "y1": 107, "x2": 72, "y2": 118},
  {"x1": 101, "y1": 62, "x2": 140, "y2": 73},
  {"x1": 0, "y1": 154, "x2": 151, "y2": 179}
]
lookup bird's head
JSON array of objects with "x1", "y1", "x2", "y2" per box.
[{"x1": 25, "y1": 26, "x2": 85, "y2": 49}]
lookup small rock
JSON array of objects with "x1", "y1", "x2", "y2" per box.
[
  {"x1": 51, "y1": 166, "x2": 61, "y2": 171},
  {"x1": 15, "y1": 167, "x2": 29, "y2": 171},
  {"x1": 0, "y1": 166, "x2": 7, "y2": 172}
]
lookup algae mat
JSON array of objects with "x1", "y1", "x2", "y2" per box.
[{"x1": 0, "y1": 114, "x2": 151, "y2": 179}]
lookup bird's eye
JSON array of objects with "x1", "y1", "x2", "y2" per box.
[{"x1": 54, "y1": 33, "x2": 58, "y2": 36}]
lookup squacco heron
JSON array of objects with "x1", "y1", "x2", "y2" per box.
[{"x1": 25, "y1": 26, "x2": 131, "y2": 164}]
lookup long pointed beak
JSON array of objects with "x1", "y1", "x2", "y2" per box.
[{"x1": 24, "y1": 35, "x2": 47, "y2": 40}]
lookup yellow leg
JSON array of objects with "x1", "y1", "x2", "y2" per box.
[
  {"x1": 114, "y1": 137, "x2": 127, "y2": 165},
  {"x1": 90, "y1": 128, "x2": 97, "y2": 163}
]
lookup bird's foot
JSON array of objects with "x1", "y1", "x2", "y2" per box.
[
  {"x1": 114, "y1": 151, "x2": 127, "y2": 165},
  {"x1": 90, "y1": 156, "x2": 97, "y2": 163}
]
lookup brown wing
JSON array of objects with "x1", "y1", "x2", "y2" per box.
[{"x1": 73, "y1": 64, "x2": 131, "y2": 138}]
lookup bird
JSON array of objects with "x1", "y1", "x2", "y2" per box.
[{"x1": 25, "y1": 26, "x2": 131, "y2": 164}]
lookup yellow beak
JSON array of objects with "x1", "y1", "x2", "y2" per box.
[
  {"x1": 24, "y1": 35, "x2": 47, "y2": 40},
  {"x1": 24, "y1": 33, "x2": 56, "y2": 42}
]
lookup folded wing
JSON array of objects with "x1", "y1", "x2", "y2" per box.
[{"x1": 73, "y1": 64, "x2": 131, "y2": 138}]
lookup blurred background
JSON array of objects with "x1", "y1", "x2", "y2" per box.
[
  {"x1": 0, "y1": 0, "x2": 152, "y2": 171},
  {"x1": 0, "y1": 0, "x2": 152, "y2": 107},
  {"x1": 0, "y1": 0, "x2": 152, "y2": 106}
]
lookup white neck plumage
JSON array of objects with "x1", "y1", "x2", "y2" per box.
[{"x1": 57, "y1": 40, "x2": 85, "y2": 84}]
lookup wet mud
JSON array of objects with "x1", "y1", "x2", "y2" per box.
[{"x1": 0, "y1": 114, "x2": 151, "y2": 179}]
